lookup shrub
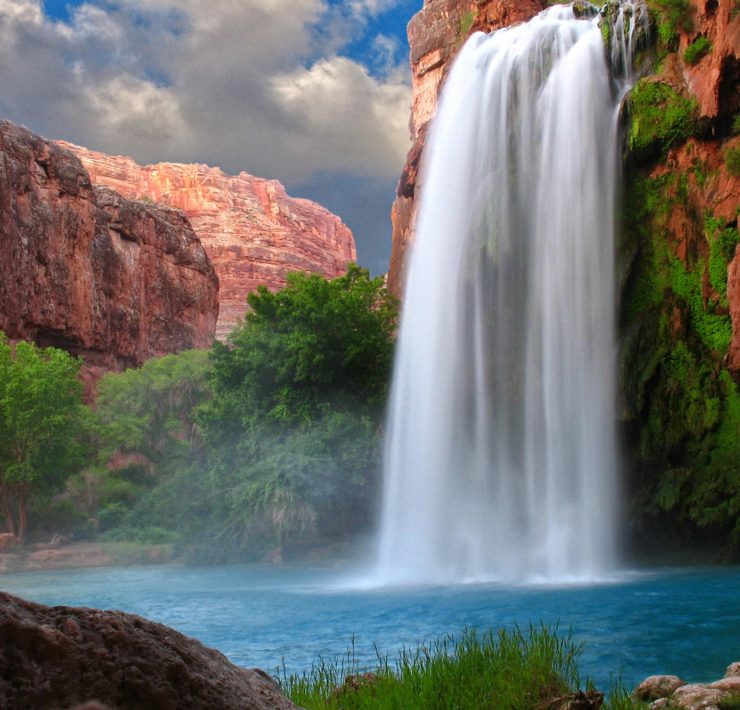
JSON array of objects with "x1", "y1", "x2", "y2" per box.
[{"x1": 725, "y1": 144, "x2": 740, "y2": 177}]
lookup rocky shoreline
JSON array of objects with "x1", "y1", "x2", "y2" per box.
[{"x1": 633, "y1": 665, "x2": 740, "y2": 709}]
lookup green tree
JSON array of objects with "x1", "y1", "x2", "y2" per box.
[
  {"x1": 60, "y1": 350, "x2": 212, "y2": 538},
  {"x1": 205, "y1": 264, "x2": 396, "y2": 428},
  {"x1": 0, "y1": 334, "x2": 90, "y2": 541},
  {"x1": 96, "y1": 349, "x2": 211, "y2": 461},
  {"x1": 198, "y1": 265, "x2": 397, "y2": 556}
]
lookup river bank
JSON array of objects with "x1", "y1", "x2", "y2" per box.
[{"x1": 0, "y1": 541, "x2": 175, "y2": 573}]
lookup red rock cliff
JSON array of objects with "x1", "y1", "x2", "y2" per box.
[
  {"x1": 60, "y1": 144, "x2": 357, "y2": 340},
  {"x1": 641, "y1": 0, "x2": 739, "y2": 373},
  {"x1": 0, "y1": 121, "x2": 219, "y2": 380},
  {"x1": 387, "y1": 0, "x2": 549, "y2": 295}
]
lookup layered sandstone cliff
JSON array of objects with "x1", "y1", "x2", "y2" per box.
[
  {"x1": 0, "y1": 121, "x2": 219, "y2": 380},
  {"x1": 60, "y1": 144, "x2": 357, "y2": 340}
]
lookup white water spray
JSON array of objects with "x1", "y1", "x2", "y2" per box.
[{"x1": 377, "y1": 2, "x2": 648, "y2": 585}]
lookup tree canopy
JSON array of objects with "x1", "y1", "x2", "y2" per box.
[{"x1": 0, "y1": 334, "x2": 90, "y2": 540}]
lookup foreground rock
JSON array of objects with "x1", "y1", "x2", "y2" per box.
[
  {"x1": 61, "y1": 142, "x2": 357, "y2": 340},
  {"x1": 633, "y1": 662, "x2": 740, "y2": 709},
  {"x1": 0, "y1": 121, "x2": 219, "y2": 384},
  {"x1": 0, "y1": 592, "x2": 298, "y2": 710}
]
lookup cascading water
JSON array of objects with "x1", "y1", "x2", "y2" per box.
[{"x1": 376, "y1": 1, "x2": 648, "y2": 584}]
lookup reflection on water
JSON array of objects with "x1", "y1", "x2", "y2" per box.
[{"x1": 2, "y1": 564, "x2": 738, "y2": 690}]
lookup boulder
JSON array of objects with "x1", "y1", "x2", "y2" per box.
[
  {"x1": 633, "y1": 674, "x2": 687, "y2": 701},
  {"x1": 0, "y1": 591, "x2": 298, "y2": 710},
  {"x1": 633, "y1": 663, "x2": 740, "y2": 710}
]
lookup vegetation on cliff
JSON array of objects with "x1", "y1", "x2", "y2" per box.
[{"x1": 618, "y1": 1, "x2": 739, "y2": 560}]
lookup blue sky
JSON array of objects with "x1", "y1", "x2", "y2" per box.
[{"x1": 1, "y1": 0, "x2": 420, "y2": 274}]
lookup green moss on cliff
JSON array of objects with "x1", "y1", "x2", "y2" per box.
[
  {"x1": 646, "y1": 0, "x2": 693, "y2": 52},
  {"x1": 620, "y1": 159, "x2": 740, "y2": 559},
  {"x1": 627, "y1": 80, "x2": 699, "y2": 163}
]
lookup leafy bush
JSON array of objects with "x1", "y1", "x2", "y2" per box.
[
  {"x1": 725, "y1": 144, "x2": 740, "y2": 177},
  {"x1": 648, "y1": 0, "x2": 694, "y2": 51}
]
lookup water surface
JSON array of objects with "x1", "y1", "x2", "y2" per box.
[{"x1": 2, "y1": 564, "x2": 738, "y2": 691}]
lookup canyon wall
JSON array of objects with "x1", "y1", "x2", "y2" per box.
[
  {"x1": 618, "y1": 0, "x2": 739, "y2": 557},
  {"x1": 0, "y1": 121, "x2": 219, "y2": 382},
  {"x1": 60, "y1": 144, "x2": 357, "y2": 340}
]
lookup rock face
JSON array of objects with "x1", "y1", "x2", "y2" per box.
[
  {"x1": 0, "y1": 591, "x2": 298, "y2": 710},
  {"x1": 0, "y1": 121, "x2": 219, "y2": 378},
  {"x1": 60, "y1": 143, "x2": 357, "y2": 340},
  {"x1": 387, "y1": 0, "x2": 549, "y2": 295}
]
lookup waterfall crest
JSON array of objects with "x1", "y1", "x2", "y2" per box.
[{"x1": 377, "y1": 2, "x2": 647, "y2": 585}]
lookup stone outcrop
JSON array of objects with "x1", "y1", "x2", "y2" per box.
[
  {"x1": 60, "y1": 143, "x2": 357, "y2": 340},
  {"x1": 0, "y1": 591, "x2": 298, "y2": 710},
  {"x1": 0, "y1": 121, "x2": 219, "y2": 379},
  {"x1": 387, "y1": 0, "x2": 549, "y2": 295},
  {"x1": 632, "y1": 662, "x2": 740, "y2": 709}
]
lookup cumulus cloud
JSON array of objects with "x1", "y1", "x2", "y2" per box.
[{"x1": 273, "y1": 56, "x2": 409, "y2": 177}]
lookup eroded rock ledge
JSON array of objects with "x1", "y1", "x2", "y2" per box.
[{"x1": 0, "y1": 591, "x2": 298, "y2": 710}]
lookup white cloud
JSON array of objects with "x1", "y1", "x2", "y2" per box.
[{"x1": 273, "y1": 55, "x2": 409, "y2": 176}]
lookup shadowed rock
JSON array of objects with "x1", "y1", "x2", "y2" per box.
[{"x1": 0, "y1": 592, "x2": 298, "y2": 710}]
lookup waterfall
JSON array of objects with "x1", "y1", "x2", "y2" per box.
[{"x1": 376, "y1": 2, "x2": 648, "y2": 584}]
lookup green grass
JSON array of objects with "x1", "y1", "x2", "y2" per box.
[{"x1": 280, "y1": 625, "x2": 644, "y2": 709}]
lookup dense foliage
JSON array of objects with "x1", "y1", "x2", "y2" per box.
[
  {"x1": 25, "y1": 266, "x2": 397, "y2": 560},
  {"x1": 627, "y1": 80, "x2": 699, "y2": 164},
  {"x1": 197, "y1": 265, "x2": 397, "y2": 558},
  {"x1": 57, "y1": 350, "x2": 212, "y2": 542},
  {"x1": 0, "y1": 335, "x2": 90, "y2": 541}
]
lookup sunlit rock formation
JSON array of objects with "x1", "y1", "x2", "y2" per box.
[
  {"x1": 0, "y1": 591, "x2": 299, "y2": 710},
  {"x1": 0, "y1": 121, "x2": 219, "y2": 384},
  {"x1": 60, "y1": 143, "x2": 357, "y2": 340}
]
